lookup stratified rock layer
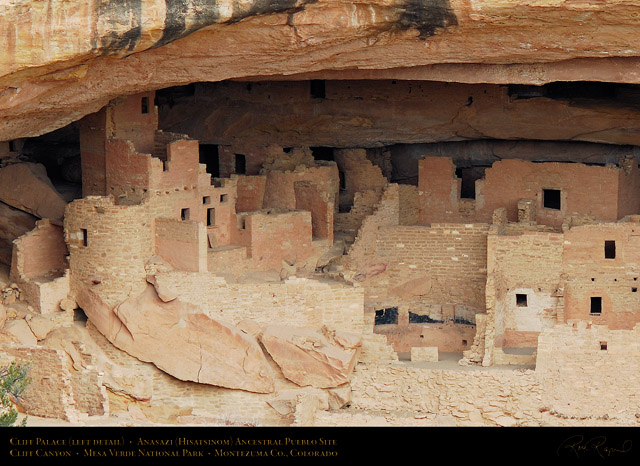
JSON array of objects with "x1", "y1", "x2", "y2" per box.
[{"x1": 4, "y1": 1, "x2": 640, "y2": 140}]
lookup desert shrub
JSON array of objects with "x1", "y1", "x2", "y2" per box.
[{"x1": 0, "y1": 361, "x2": 31, "y2": 427}]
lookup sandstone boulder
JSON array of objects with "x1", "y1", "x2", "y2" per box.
[
  {"x1": 78, "y1": 284, "x2": 275, "y2": 393},
  {"x1": 25, "y1": 314, "x2": 56, "y2": 340},
  {"x1": 0, "y1": 201, "x2": 37, "y2": 265},
  {"x1": 0, "y1": 163, "x2": 67, "y2": 223},
  {"x1": 3, "y1": 319, "x2": 38, "y2": 346},
  {"x1": 261, "y1": 325, "x2": 361, "y2": 388}
]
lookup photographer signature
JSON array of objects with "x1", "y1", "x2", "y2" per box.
[{"x1": 557, "y1": 435, "x2": 632, "y2": 458}]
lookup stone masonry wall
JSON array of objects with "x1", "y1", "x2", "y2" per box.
[
  {"x1": 0, "y1": 346, "x2": 79, "y2": 422},
  {"x1": 418, "y1": 157, "x2": 638, "y2": 227},
  {"x1": 487, "y1": 230, "x2": 565, "y2": 347},
  {"x1": 375, "y1": 223, "x2": 489, "y2": 312},
  {"x1": 536, "y1": 323, "x2": 640, "y2": 419},
  {"x1": 151, "y1": 272, "x2": 364, "y2": 334},
  {"x1": 563, "y1": 221, "x2": 640, "y2": 329}
]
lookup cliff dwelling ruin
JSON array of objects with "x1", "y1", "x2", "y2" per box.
[{"x1": 1, "y1": 0, "x2": 640, "y2": 429}]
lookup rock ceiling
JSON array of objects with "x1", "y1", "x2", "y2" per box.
[{"x1": 3, "y1": 0, "x2": 640, "y2": 142}]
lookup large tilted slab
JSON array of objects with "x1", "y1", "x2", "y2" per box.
[
  {"x1": 261, "y1": 324, "x2": 361, "y2": 388},
  {"x1": 77, "y1": 284, "x2": 275, "y2": 393}
]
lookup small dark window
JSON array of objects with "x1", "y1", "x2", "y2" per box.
[
  {"x1": 199, "y1": 144, "x2": 220, "y2": 178},
  {"x1": 203, "y1": 196, "x2": 211, "y2": 205},
  {"x1": 283, "y1": 147, "x2": 292, "y2": 153},
  {"x1": 543, "y1": 189, "x2": 561, "y2": 210},
  {"x1": 633, "y1": 288, "x2": 637, "y2": 293},
  {"x1": 81, "y1": 229, "x2": 88, "y2": 247},
  {"x1": 604, "y1": 240, "x2": 616, "y2": 259},
  {"x1": 220, "y1": 194, "x2": 228, "y2": 203},
  {"x1": 310, "y1": 80, "x2": 326, "y2": 99},
  {"x1": 600, "y1": 341, "x2": 608, "y2": 351},
  {"x1": 235, "y1": 154, "x2": 246, "y2": 174},
  {"x1": 240, "y1": 217, "x2": 246, "y2": 230},
  {"x1": 374, "y1": 307, "x2": 398, "y2": 325},
  {"x1": 141, "y1": 97, "x2": 149, "y2": 114},
  {"x1": 462, "y1": 340, "x2": 468, "y2": 346},
  {"x1": 590, "y1": 297, "x2": 602, "y2": 315},
  {"x1": 516, "y1": 294, "x2": 528, "y2": 307},
  {"x1": 339, "y1": 171, "x2": 346, "y2": 191},
  {"x1": 181, "y1": 208, "x2": 190, "y2": 221},
  {"x1": 207, "y1": 208, "x2": 215, "y2": 226},
  {"x1": 310, "y1": 146, "x2": 335, "y2": 161},
  {"x1": 8, "y1": 141, "x2": 14, "y2": 152},
  {"x1": 456, "y1": 167, "x2": 477, "y2": 200}
]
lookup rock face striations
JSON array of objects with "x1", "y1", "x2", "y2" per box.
[{"x1": 4, "y1": 0, "x2": 640, "y2": 141}]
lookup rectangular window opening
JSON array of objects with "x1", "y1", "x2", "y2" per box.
[
  {"x1": 81, "y1": 229, "x2": 88, "y2": 247},
  {"x1": 207, "y1": 208, "x2": 215, "y2": 226},
  {"x1": 590, "y1": 297, "x2": 602, "y2": 315},
  {"x1": 203, "y1": 196, "x2": 211, "y2": 205},
  {"x1": 633, "y1": 288, "x2": 638, "y2": 293},
  {"x1": 455, "y1": 167, "x2": 477, "y2": 200},
  {"x1": 181, "y1": 208, "x2": 190, "y2": 221},
  {"x1": 310, "y1": 80, "x2": 326, "y2": 99},
  {"x1": 235, "y1": 154, "x2": 246, "y2": 174},
  {"x1": 220, "y1": 194, "x2": 228, "y2": 203},
  {"x1": 516, "y1": 293, "x2": 528, "y2": 307},
  {"x1": 199, "y1": 144, "x2": 220, "y2": 178},
  {"x1": 604, "y1": 240, "x2": 616, "y2": 259},
  {"x1": 141, "y1": 97, "x2": 149, "y2": 114},
  {"x1": 543, "y1": 188, "x2": 561, "y2": 210},
  {"x1": 310, "y1": 146, "x2": 335, "y2": 161},
  {"x1": 374, "y1": 307, "x2": 398, "y2": 325},
  {"x1": 600, "y1": 341, "x2": 608, "y2": 351}
]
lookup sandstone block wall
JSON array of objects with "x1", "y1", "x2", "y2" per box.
[
  {"x1": 0, "y1": 345, "x2": 107, "y2": 422},
  {"x1": 419, "y1": 157, "x2": 640, "y2": 227},
  {"x1": 65, "y1": 196, "x2": 153, "y2": 306},
  {"x1": 487, "y1": 230, "x2": 564, "y2": 347},
  {"x1": 245, "y1": 210, "x2": 313, "y2": 270},
  {"x1": 155, "y1": 218, "x2": 207, "y2": 273},
  {"x1": 536, "y1": 323, "x2": 640, "y2": 418},
  {"x1": 562, "y1": 222, "x2": 640, "y2": 328},
  {"x1": 151, "y1": 272, "x2": 364, "y2": 334},
  {"x1": 376, "y1": 224, "x2": 489, "y2": 311}
]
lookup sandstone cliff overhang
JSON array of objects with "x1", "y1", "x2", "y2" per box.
[{"x1": 3, "y1": 0, "x2": 640, "y2": 141}]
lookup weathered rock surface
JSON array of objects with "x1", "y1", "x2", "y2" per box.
[
  {"x1": 25, "y1": 314, "x2": 56, "y2": 340},
  {"x1": 159, "y1": 80, "x2": 640, "y2": 148},
  {"x1": 0, "y1": 304, "x2": 6, "y2": 331},
  {"x1": 0, "y1": 201, "x2": 37, "y2": 265},
  {"x1": 42, "y1": 324, "x2": 153, "y2": 402},
  {"x1": 261, "y1": 324, "x2": 361, "y2": 388},
  {"x1": 77, "y1": 284, "x2": 275, "y2": 393},
  {"x1": 3, "y1": 319, "x2": 38, "y2": 346},
  {"x1": 4, "y1": 1, "x2": 640, "y2": 141},
  {"x1": 0, "y1": 163, "x2": 67, "y2": 222}
]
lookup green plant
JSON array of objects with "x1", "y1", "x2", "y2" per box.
[{"x1": 0, "y1": 361, "x2": 31, "y2": 427}]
